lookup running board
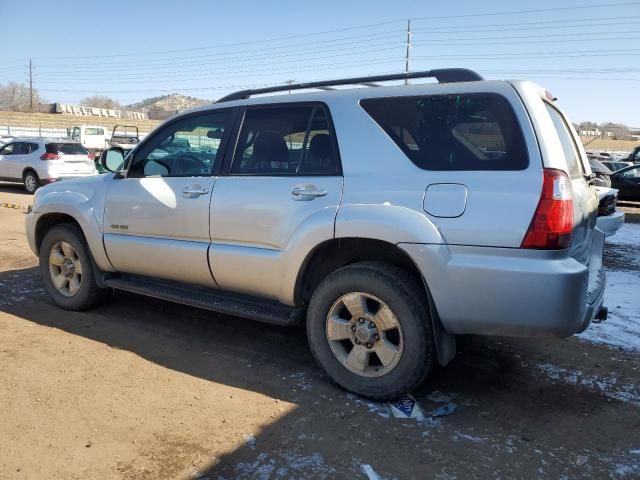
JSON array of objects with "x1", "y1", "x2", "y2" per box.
[{"x1": 104, "y1": 274, "x2": 304, "y2": 326}]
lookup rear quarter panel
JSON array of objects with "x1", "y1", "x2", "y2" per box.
[{"x1": 328, "y1": 81, "x2": 543, "y2": 248}]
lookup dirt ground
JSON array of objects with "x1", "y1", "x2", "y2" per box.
[{"x1": 1, "y1": 182, "x2": 639, "y2": 480}]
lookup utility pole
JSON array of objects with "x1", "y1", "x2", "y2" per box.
[
  {"x1": 286, "y1": 79, "x2": 295, "y2": 94},
  {"x1": 404, "y1": 19, "x2": 412, "y2": 85},
  {"x1": 29, "y1": 58, "x2": 33, "y2": 112}
]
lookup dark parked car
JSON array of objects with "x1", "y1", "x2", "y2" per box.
[
  {"x1": 600, "y1": 160, "x2": 633, "y2": 172},
  {"x1": 611, "y1": 165, "x2": 640, "y2": 201},
  {"x1": 588, "y1": 158, "x2": 612, "y2": 188},
  {"x1": 625, "y1": 146, "x2": 640, "y2": 164}
]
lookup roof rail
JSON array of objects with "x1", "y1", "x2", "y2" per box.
[{"x1": 216, "y1": 68, "x2": 483, "y2": 102}]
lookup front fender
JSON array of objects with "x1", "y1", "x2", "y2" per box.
[{"x1": 30, "y1": 176, "x2": 114, "y2": 271}]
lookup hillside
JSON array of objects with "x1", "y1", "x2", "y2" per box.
[{"x1": 125, "y1": 94, "x2": 209, "y2": 112}]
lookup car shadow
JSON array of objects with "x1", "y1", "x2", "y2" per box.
[
  {"x1": 0, "y1": 182, "x2": 30, "y2": 196},
  {"x1": 1, "y1": 266, "x2": 637, "y2": 479}
]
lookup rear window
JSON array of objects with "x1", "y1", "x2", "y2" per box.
[
  {"x1": 85, "y1": 128, "x2": 104, "y2": 135},
  {"x1": 360, "y1": 93, "x2": 528, "y2": 171},
  {"x1": 46, "y1": 143, "x2": 89, "y2": 155},
  {"x1": 544, "y1": 103, "x2": 584, "y2": 179}
]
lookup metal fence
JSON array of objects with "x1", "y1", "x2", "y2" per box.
[{"x1": 0, "y1": 125, "x2": 67, "y2": 138}]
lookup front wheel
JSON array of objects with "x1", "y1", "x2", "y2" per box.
[
  {"x1": 306, "y1": 261, "x2": 435, "y2": 400},
  {"x1": 39, "y1": 224, "x2": 111, "y2": 310}
]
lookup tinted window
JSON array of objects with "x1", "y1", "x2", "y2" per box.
[
  {"x1": 25, "y1": 142, "x2": 38, "y2": 154},
  {"x1": 361, "y1": 93, "x2": 528, "y2": 171},
  {"x1": 128, "y1": 110, "x2": 231, "y2": 178},
  {"x1": 231, "y1": 105, "x2": 338, "y2": 175},
  {"x1": 0, "y1": 143, "x2": 16, "y2": 155},
  {"x1": 544, "y1": 103, "x2": 583, "y2": 179},
  {"x1": 46, "y1": 143, "x2": 89, "y2": 155},
  {"x1": 621, "y1": 167, "x2": 640, "y2": 178}
]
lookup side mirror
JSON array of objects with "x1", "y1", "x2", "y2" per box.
[{"x1": 100, "y1": 147, "x2": 125, "y2": 173}]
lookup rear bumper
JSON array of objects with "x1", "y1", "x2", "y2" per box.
[
  {"x1": 596, "y1": 210, "x2": 625, "y2": 237},
  {"x1": 399, "y1": 230, "x2": 606, "y2": 338}
]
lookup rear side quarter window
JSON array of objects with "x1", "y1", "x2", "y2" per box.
[
  {"x1": 360, "y1": 93, "x2": 528, "y2": 171},
  {"x1": 544, "y1": 103, "x2": 584, "y2": 179}
]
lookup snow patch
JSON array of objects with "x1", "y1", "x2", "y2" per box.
[
  {"x1": 536, "y1": 363, "x2": 640, "y2": 406},
  {"x1": 579, "y1": 271, "x2": 640, "y2": 351},
  {"x1": 607, "y1": 222, "x2": 640, "y2": 245},
  {"x1": 231, "y1": 451, "x2": 335, "y2": 479}
]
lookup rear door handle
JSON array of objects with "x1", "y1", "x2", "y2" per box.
[
  {"x1": 291, "y1": 186, "x2": 327, "y2": 200},
  {"x1": 182, "y1": 185, "x2": 210, "y2": 198}
]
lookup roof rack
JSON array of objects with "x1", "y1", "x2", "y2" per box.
[{"x1": 216, "y1": 68, "x2": 483, "y2": 103}]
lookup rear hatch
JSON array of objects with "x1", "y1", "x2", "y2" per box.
[
  {"x1": 541, "y1": 102, "x2": 598, "y2": 265},
  {"x1": 46, "y1": 142, "x2": 95, "y2": 174}
]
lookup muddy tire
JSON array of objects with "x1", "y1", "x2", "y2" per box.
[
  {"x1": 306, "y1": 261, "x2": 435, "y2": 400},
  {"x1": 39, "y1": 224, "x2": 111, "y2": 310}
]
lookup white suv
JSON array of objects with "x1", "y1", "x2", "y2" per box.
[
  {"x1": 0, "y1": 138, "x2": 97, "y2": 193},
  {"x1": 26, "y1": 70, "x2": 607, "y2": 399}
]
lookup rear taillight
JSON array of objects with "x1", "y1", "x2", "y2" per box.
[
  {"x1": 40, "y1": 152, "x2": 60, "y2": 160},
  {"x1": 87, "y1": 153, "x2": 95, "y2": 161},
  {"x1": 522, "y1": 168, "x2": 573, "y2": 250}
]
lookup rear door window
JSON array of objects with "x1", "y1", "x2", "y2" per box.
[
  {"x1": 544, "y1": 103, "x2": 584, "y2": 179},
  {"x1": 46, "y1": 143, "x2": 89, "y2": 155},
  {"x1": 360, "y1": 93, "x2": 528, "y2": 171},
  {"x1": 85, "y1": 128, "x2": 104, "y2": 135},
  {"x1": 230, "y1": 104, "x2": 339, "y2": 176}
]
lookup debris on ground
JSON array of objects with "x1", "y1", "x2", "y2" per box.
[
  {"x1": 388, "y1": 395, "x2": 424, "y2": 420},
  {"x1": 360, "y1": 463, "x2": 382, "y2": 480},
  {"x1": 428, "y1": 402, "x2": 458, "y2": 418}
]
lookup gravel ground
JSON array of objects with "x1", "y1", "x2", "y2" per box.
[{"x1": 1, "y1": 183, "x2": 639, "y2": 480}]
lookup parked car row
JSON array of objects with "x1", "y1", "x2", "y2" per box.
[
  {"x1": 586, "y1": 156, "x2": 640, "y2": 201},
  {"x1": 586, "y1": 148, "x2": 640, "y2": 170}
]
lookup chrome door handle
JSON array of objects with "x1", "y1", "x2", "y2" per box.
[
  {"x1": 182, "y1": 186, "x2": 209, "y2": 198},
  {"x1": 291, "y1": 186, "x2": 328, "y2": 200}
]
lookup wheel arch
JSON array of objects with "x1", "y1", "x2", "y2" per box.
[
  {"x1": 34, "y1": 213, "x2": 83, "y2": 255},
  {"x1": 294, "y1": 237, "x2": 456, "y2": 366},
  {"x1": 32, "y1": 201, "x2": 114, "y2": 273},
  {"x1": 22, "y1": 166, "x2": 39, "y2": 180}
]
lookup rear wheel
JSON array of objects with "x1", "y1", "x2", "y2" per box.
[
  {"x1": 306, "y1": 261, "x2": 435, "y2": 400},
  {"x1": 24, "y1": 170, "x2": 39, "y2": 194},
  {"x1": 39, "y1": 224, "x2": 111, "y2": 310}
]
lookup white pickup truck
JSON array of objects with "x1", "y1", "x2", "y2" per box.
[{"x1": 69, "y1": 125, "x2": 109, "y2": 155}]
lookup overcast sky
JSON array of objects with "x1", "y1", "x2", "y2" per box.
[{"x1": 1, "y1": 0, "x2": 639, "y2": 125}]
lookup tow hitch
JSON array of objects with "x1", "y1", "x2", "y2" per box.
[{"x1": 594, "y1": 306, "x2": 608, "y2": 323}]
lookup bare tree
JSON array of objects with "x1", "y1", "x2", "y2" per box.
[
  {"x1": 79, "y1": 95, "x2": 122, "y2": 109},
  {"x1": 0, "y1": 82, "x2": 44, "y2": 112}
]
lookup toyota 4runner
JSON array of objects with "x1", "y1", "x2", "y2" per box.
[{"x1": 25, "y1": 69, "x2": 607, "y2": 400}]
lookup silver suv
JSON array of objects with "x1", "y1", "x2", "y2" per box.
[{"x1": 25, "y1": 70, "x2": 606, "y2": 400}]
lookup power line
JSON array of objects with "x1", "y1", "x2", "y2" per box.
[
  {"x1": 14, "y1": 1, "x2": 639, "y2": 62},
  {"x1": 412, "y1": 35, "x2": 640, "y2": 47},
  {"x1": 26, "y1": 45, "x2": 407, "y2": 77},
  {"x1": 27, "y1": 45, "x2": 640, "y2": 81},
  {"x1": 31, "y1": 30, "x2": 405, "y2": 69},
  {"x1": 410, "y1": 1, "x2": 640, "y2": 20},
  {"x1": 412, "y1": 14, "x2": 640, "y2": 31}
]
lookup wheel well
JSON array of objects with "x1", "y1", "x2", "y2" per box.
[
  {"x1": 22, "y1": 167, "x2": 38, "y2": 180},
  {"x1": 295, "y1": 238, "x2": 423, "y2": 305},
  {"x1": 35, "y1": 213, "x2": 82, "y2": 254}
]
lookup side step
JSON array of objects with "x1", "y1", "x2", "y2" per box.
[{"x1": 104, "y1": 274, "x2": 305, "y2": 326}]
